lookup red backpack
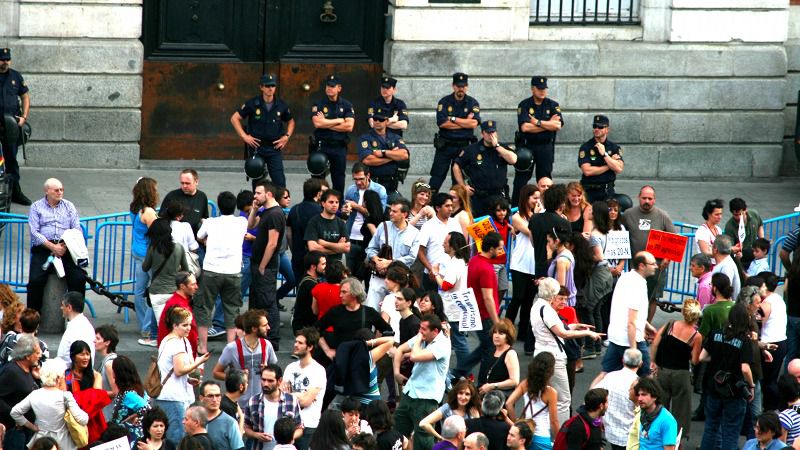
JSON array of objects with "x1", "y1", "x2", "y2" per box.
[{"x1": 552, "y1": 414, "x2": 590, "y2": 450}]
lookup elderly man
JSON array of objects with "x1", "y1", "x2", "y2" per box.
[
  {"x1": 433, "y1": 416, "x2": 466, "y2": 450},
  {"x1": 0, "y1": 335, "x2": 41, "y2": 450},
  {"x1": 465, "y1": 392, "x2": 511, "y2": 450},
  {"x1": 711, "y1": 235, "x2": 741, "y2": 300},
  {"x1": 593, "y1": 349, "x2": 642, "y2": 450},
  {"x1": 26, "y1": 178, "x2": 85, "y2": 312},
  {"x1": 690, "y1": 253, "x2": 714, "y2": 309},
  {"x1": 463, "y1": 433, "x2": 490, "y2": 450},
  {"x1": 182, "y1": 406, "x2": 213, "y2": 450}
]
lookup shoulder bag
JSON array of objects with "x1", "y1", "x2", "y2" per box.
[
  {"x1": 63, "y1": 393, "x2": 89, "y2": 447},
  {"x1": 143, "y1": 338, "x2": 184, "y2": 398},
  {"x1": 366, "y1": 221, "x2": 393, "y2": 278}
]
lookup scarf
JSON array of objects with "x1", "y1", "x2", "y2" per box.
[{"x1": 640, "y1": 405, "x2": 663, "y2": 437}]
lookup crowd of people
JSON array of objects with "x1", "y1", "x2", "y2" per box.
[{"x1": 5, "y1": 159, "x2": 800, "y2": 450}]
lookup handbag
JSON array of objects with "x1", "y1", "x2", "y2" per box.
[
  {"x1": 366, "y1": 221, "x2": 393, "y2": 278},
  {"x1": 143, "y1": 338, "x2": 181, "y2": 398},
  {"x1": 184, "y1": 245, "x2": 202, "y2": 277},
  {"x1": 144, "y1": 246, "x2": 174, "y2": 306},
  {"x1": 63, "y1": 393, "x2": 89, "y2": 447}
]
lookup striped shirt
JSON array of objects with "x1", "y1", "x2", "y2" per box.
[
  {"x1": 780, "y1": 405, "x2": 800, "y2": 444},
  {"x1": 28, "y1": 197, "x2": 80, "y2": 247},
  {"x1": 783, "y1": 225, "x2": 800, "y2": 254}
]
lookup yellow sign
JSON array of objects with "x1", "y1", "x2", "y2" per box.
[{"x1": 467, "y1": 218, "x2": 505, "y2": 256}]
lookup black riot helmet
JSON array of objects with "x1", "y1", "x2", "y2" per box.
[
  {"x1": 514, "y1": 147, "x2": 533, "y2": 172},
  {"x1": 244, "y1": 154, "x2": 266, "y2": 179},
  {"x1": 307, "y1": 151, "x2": 330, "y2": 178}
]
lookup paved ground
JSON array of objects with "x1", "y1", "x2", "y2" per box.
[{"x1": 6, "y1": 162, "x2": 800, "y2": 449}]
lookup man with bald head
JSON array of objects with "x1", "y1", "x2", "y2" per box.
[
  {"x1": 787, "y1": 359, "x2": 800, "y2": 381},
  {"x1": 536, "y1": 176, "x2": 552, "y2": 193},
  {"x1": 26, "y1": 178, "x2": 85, "y2": 312},
  {"x1": 464, "y1": 433, "x2": 489, "y2": 450}
]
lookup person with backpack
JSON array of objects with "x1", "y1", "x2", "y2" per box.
[
  {"x1": 212, "y1": 309, "x2": 277, "y2": 408},
  {"x1": 553, "y1": 388, "x2": 607, "y2": 450}
]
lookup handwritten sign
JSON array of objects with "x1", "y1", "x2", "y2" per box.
[
  {"x1": 442, "y1": 289, "x2": 483, "y2": 331},
  {"x1": 645, "y1": 230, "x2": 689, "y2": 263},
  {"x1": 467, "y1": 218, "x2": 505, "y2": 256},
  {"x1": 90, "y1": 436, "x2": 129, "y2": 450},
  {"x1": 604, "y1": 231, "x2": 631, "y2": 260}
]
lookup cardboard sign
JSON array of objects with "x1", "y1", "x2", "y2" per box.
[
  {"x1": 442, "y1": 288, "x2": 483, "y2": 332},
  {"x1": 645, "y1": 230, "x2": 689, "y2": 263},
  {"x1": 90, "y1": 436, "x2": 129, "y2": 450},
  {"x1": 604, "y1": 230, "x2": 632, "y2": 260},
  {"x1": 467, "y1": 217, "x2": 505, "y2": 256}
]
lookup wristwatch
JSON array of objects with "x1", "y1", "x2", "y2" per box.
[
  {"x1": 381, "y1": 150, "x2": 386, "y2": 158},
  {"x1": 536, "y1": 119, "x2": 542, "y2": 127},
  {"x1": 449, "y1": 116, "x2": 456, "y2": 123}
]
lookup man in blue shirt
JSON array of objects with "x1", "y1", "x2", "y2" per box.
[
  {"x1": 636, "y1": 377, "x2": 678, "y2": 450},
  {"x1": 200, "y1": 381, "x2": 245, "y2": 450}
]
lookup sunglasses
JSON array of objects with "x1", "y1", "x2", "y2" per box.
[
  {"x1": 592, "y1": 125, "x2": 608, "y2": 129},
  {"x1": 373, "y1": 117, "x2": 388, "y2": 122},
  {"x1": 415, "y1": 182, "x2": 431, "y2": 190}
]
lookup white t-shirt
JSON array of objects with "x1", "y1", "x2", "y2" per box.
[
  {"x1": 197, "y1": 215, "x2": 248, "y2": 274},
  {"x1": 171, "y1": 221, "x2": 199, "y2": 251},
  {"x1": 607, "y1": 271, "x2": 649, "y2": 346},
  {"x1": 711, "y1": 255, "x2": 741, "y2": 300},
  {"x1": 350, "y1": 189, "x2": 366, "y2": 241},
  {"x1": 157, "y1": 336, "x2": 194, "y2": 402},
  {"x1": 440, "y1": 255, "x2": 468, "y2": 293},
  {"x1": 284, "y1": 359, "x2": 327, "y2": 428},
  {"x1": 57, "y1": 314, "x2": 96, "y2": 366},
  {"x1": 761, "y1": 292, "x2": 788, "y2": 343},
  {"x1": 531, "y1": 298, "x2": 566, "y2": 361},
  {"x1": 418, "y1": 216, "x2": 462, "y2": 273},
  {"x1": 263, "y1": 399, "x2": 280, "y2": 450},
  {"x1": 693, "y1": 223, "x2": 721, "y2": 255},
  {"x1": 381, "y1": 293, "x2": 402, "y2": 344}
]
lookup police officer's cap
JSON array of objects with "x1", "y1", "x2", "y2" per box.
[
  {"x1": 372, "y1": 107, "x2": 389, "y2": 121},
  {"x1": 480, "y1": 120, "x2": 497, "y2": 133},
  {"x1": 260, "y1": 74, "x2": 277, "y2": 87},
  {"x1": 452, "y1": 72, "x2": 469, "y2": 87},
  {"x1": 531, "y1": 76, "x2": 548, "y2": 89},
  {"x1": 0, "y1": 48, "x2": 10, "y2": 61},
  {"x1": 592, "y1": 115, "x2": 610, "y2": 128},
  {"x1": 381, "y1": 77, "x2": 397, "y2": 88},
  {"x1": 325, "y1": 75, "x2": 342, "y2": 87}
]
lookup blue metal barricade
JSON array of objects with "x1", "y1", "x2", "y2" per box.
[
  {"x1": 0, "y1": 217, "x2": 29, "y2": 293},
  {"x1": 92, "y1": 221, "x2": 134, "y2": 322}
]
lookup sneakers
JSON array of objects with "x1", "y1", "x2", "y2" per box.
[
  {"x1": 582, "y1": 351, "x2": 598, "y2": 360},
  {"x1": 602, "y1": 340, "x2": 610, "y2": 347},
  {"x1": 208, "y1": 327, "x2": 226, "y2": 339},
  {"x1": 138, "y1": 338, "x2": 157, "y2": 347}
]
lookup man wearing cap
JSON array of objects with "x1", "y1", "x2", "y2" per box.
[
  {"x1": 0, "y1": 47, "x2": 32, "y2": 205},
  {"x1": 452, "y1": 120, "x2": 517, "y2": 218},
  {"x1": 311, "y1": 75, "x2": 355, "y2": 193},
  {"x1": 231, "y1": 74, "x2": 295, "y2": 188},
  {"x1": 579, "y1": 115, "x2": 624, "y2": 202},
  {"x1": 368, "y1": 77, "x2": 408, "y2": 137},
  {"x1": 512, "y1": 76, "x2": 563, "y2": 205},
  {"x1": 358, "y1": 107, "x2": 410, "y2": 200},
  {"x1": 431, "y1": 73, "x2": 480, "y2": 192}
]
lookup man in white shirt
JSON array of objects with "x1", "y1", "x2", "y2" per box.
[
  {"x1": 417, "y1": 192, "x2": 461, "y2": 292},
  {"x1": 57, "y1": 291, "x2": 95, "y2": 365},
  {"x1": 593, "y1": 349, "x2": 642, "y2": 450},
  {"x1": 711, "y1": 234, "x2": 741, "y2": 300},
  {"x1": 282, "y1": 328, "x2": 327, "y2": 450},
  {"x1": 196, "y1": 191, "x2": 249, "y2": 352},
  {"x1": 364, "y1": 198, "x2": 420, "y2": 310},
  {"x1": 600, "y1": 251, "x2": 657, "y2": 377}
]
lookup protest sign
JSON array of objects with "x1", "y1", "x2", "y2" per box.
[
  {"x1": 467, "y1": 217, "x2": 504, "y2": 256},
  {"x1": 91, "y1": 436, "x2": 129, "y2": 450},
  {"x1": 645, "y1": 230, "x2": 689, "y2": 263},
  {"x1": 442, "y1": 288, "x2": 483, "y2": 332},
  {"x1": 604, "y1": 230, "x2": 632, "y2": 260}
]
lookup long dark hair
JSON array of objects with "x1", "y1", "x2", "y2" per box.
[
  {"x1": 69, "y1": 340, "x2": 95, "y2": 390},
  {"x1": 146, "y1": 218, "x2": 175, "y2": 256},
  {"x1": 112, "y1": 355, "x2": 145, "y2": 397},
  {"x1": 568, "y1": 233, "x2": 595, "y2": 287},
  {"x1": 527, "y1": 352, "x2": 555, "y2": 398},
  {"x1": 130, "y1": 177, "x2": 159, "y2": 214},
  {"x1": 421, "y1": 291, "x2": 448, "y2": 324},
  {"x1": 725, "y1": 301, "x2": 754, "y2": 341},
  {"x1": 364, "y1": 400, "x2": 393, "y2": 433},
  {"x1": 309, "y1": 410, "x2": 349, "y2": 450},
  {"x1": 29, "y1": 437, "x2": 60, "y2": 450},
  {"x1": 363, "y1": 190, "x2": 385, "y2": 224},
  {"x1": 517, "y1": 185, "x2": 539, "y2": 219},
  {"x1": 591, "y1": 201, "x2": 610, "y2": 234},
  {"x1": 386, "y1": 261, "x2": 419, "y2": 290},
  {"x1": 448, "y1": 231, "x2": 470, "y2": 264},
  {"x1": 447, "y1": 379, "x2": 481, "y2": 413}
]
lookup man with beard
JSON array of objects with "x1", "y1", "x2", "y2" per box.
[
  {"x1": 430, "y1": 73, "x2": 480, "y2": 192},
  {"x1": 0, "y1": 48, "x2": 32, "y2": 205},
  {"x1": 559, "y1": 388, "x2": 609, "y2": 450},
  {"x1": 622, "y1": 186, "x2": 676, "y2": 321},
  {"x1": 213, "y1": 309, "x2": 278, "y2": 408},
  {"x1": 243, "y1": 364, "x2": 303, "y2": 450},
  {"x1": 304, "y1": 190, "x2": 350, "y2": 263},
  {"x1": 292, "y1": 251, "x2": 326, "y2": 333},
  {"x1": 635, "y1": 378, "x2": 677, "y2": 450},
  {"x1": 282, "y1": 328, "x2": 327, "y2": 450}
]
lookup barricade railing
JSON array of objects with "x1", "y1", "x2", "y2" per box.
[
  {"x1": 0, "y1": 217, "x2": 29, "y2": 293},
  {"x1": 92, "y1": 221, "x2": 134, "y2": 322}
]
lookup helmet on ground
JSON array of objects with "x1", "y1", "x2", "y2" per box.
[{"x1": 613, "y1": 193, "x2": 633, "y2": 212}]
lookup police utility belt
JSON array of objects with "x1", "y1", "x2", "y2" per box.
[
  {"x1": 514, "y1": 131, "x2": 554, "y2": 148},
  {"x1": 582, "y1": 181, "x2": 615, "y2": 191},
  {"x1": 472, "y1": 186, "x2": 508, "y2": 199},
  {"x1": 308, "y1": 135, "x2": 349, "y2": 153},
  {"x1": 433, "y1": 133, "x2": 476, "y2": 150}
]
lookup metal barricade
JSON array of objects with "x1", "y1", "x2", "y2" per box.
[
  {"x1": 662, "y1": 233, "x2": 697, "y2": 303},
  {"x1": 92, "y1": 221, "x2": 134, "y2": 322},
  {"x1": 0, "y1": 217, "x2": 29, "y2": 293}
]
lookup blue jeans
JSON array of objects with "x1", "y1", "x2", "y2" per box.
[
  {"x1": 241, "y1": 258, "x2": 252, "y2": 300},
  {"x1": 133, "y1": 254, "x2": 154, "y2": 337},
  {"x1": 786, "y1": 316, "x2": 800, "y2": 371},
  {"x1": 602, "y1": 341, "x2": 651, "y2": 376},
  {"x1": 449, "y1": 321, "x2": 470, "y2": 368},
  {"x1": 451, "y1": 318, "x2": 493, "y2": 379},
  {"x1": 701, "y1": 395, "x2": 747, "y2": 450},
  {"x1": 276, "y1": 252, "x2": 296, "y2": 301},
  {"x1": 155, "y1": 399, "x2": 187, "y2": 446}
]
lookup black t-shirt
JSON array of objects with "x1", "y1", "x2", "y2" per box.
[
  {"x1": 160, "y1": 189, "x2": 210, "y2": 235},
  {"x1": 220, "y1": 395, "x2": 239, "y2": 424},
  {"x1": 703, "y1": 329, "x2": 754, "y2": 394},
  {"x1": 316, "y1": 304, "x2": 392, "y2": 348},
  {"x1": 529, "y1": 211, "x2": 570, "y2": 277},
  {"x1": 376, "y1": 430, "x2": 405, "y2": 450},
  {"x1": 287, "y1": 201, "x2": 323, "y2": 265},
  {"x1": 464, "y1": 416, "x2": 510, "y2": 450},
  {"x1": 399, "y1": 314, "x2": 421, "y2": 344},
  {"x1": 0, "y1": 362, "x2": 39, "y2": 427},
  {"x1": 251, "y1": 205, "x2": 286, "y2": 269},
  {"x1": 292, "y1": 275, "x2": 319, "y2": 331},
  {"x1": 189, "y1": 433, "x2": 214, "y2": 450},
  {"x1": 565, "y1": 409, "x2": 604, "y2": 450},
  {"x1": 304, "y1": 214, "x2": 348, "y2": 255}
]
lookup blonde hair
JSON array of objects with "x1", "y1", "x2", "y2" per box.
[
  {"x1": 449, "y1": 185, "x2": 473, "y2": 221},
  {"x1": 681, "y1": 298, "x2": 702, "y2": 324},
  {"x1": 40, "y1": 358, "x2": 67, "y2": 387},
  {"x1": 566, "y1": 181, "x2": 589, "y2": 211}
]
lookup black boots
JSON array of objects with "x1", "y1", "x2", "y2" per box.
[{"x1": 11, "y1": 181, "x2": 31, "y2": 206}]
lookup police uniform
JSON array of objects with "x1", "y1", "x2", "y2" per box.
[
  {"x1": 237, "y1": 74, "x2": 293, "y2": 187},
  {"x1": 431, "y1": 72, "x2": 481, "y2": 192},
  {"x1": 367, "y1": 77, "x2": 408, "y2": 137},
  {"x1": 512, "y1": 76, "x2": 563, "y2": 205},
  {"x1": 454, "y1": 120, "x2": 510, "y2": 218},
  {"x1": 0, "y1": 47, "x2": 31, "y2": 205},
  {"x1": 311, "y1": 75, "x2": 355, "y2": 193},
  {"x1": 579, "y1": 115, "x2": 623, "y2": 203},
  {"x1": 358, "y1": 108, "x2": 409, "y2": 199}
]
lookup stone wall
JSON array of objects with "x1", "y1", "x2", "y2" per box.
[
  {"x1": 783, "y1": 4, "x2": 800, "y2": 175},
  {"x1": 1, "y1": 0, "x2": 143, "y2": 169}
]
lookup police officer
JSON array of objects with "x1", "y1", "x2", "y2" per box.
[
  {"x1": 358, "y1": 107, "x2": 409, "y2": 201},
  {"x1": 231, "y1": 74, "x2": 295, "y2": 188},
  {"x1": 431, "y1": 72, "x2": 480, "y2": 192},
  {"x1": 512, "y1": 76, "x2": 563, "y2": 205},
  {"x1": 310, "y1": 74, "x2": 355, "y2": 193},
  {"x1": 452, "y1": 120, "x2": 517, "y2": 218},
  {"x1": 0, "y1": 48, "x2": 31, "y2": 205},
  {"x1": 367, "y1": 77, "x2": 408, "y2": 136},
  {"x1": 579, "y1": 115, "x2": 624, "y2": 202}
]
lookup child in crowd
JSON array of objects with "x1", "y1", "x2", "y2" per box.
[
  {"x1": 273, "y1": 416, "x2": 299, "y2": 450},
  {"x1": 747, "y1": 238, "x2": 771, "y2": 276}
]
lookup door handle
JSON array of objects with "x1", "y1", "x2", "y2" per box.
[{"x1": 302, "y1": 83, "x2": 311, "y2": 92}]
